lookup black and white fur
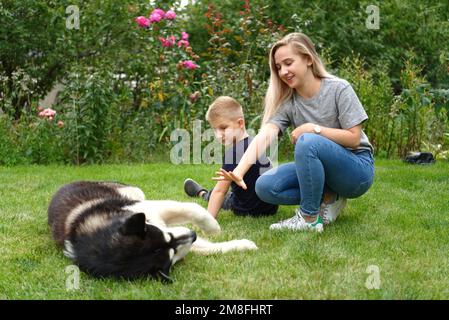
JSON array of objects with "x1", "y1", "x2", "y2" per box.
[{"x1": 48, "y1": 181, "x2": 257, "y2": 281}]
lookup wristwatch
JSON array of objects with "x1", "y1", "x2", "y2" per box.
[{"x1": 313, "y1": 125, "x2": 321, "y2": 134}]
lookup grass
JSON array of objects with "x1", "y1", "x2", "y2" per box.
[{"x1": 1, "y1": 160, "x2": 449, "y2": 299}]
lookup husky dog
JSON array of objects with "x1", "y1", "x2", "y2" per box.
[{"x1": 48, "y1": 181, "x2": 257, "y2": 281}]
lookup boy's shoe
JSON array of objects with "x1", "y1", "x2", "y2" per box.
[
  {"x1": 269, "y1": 210, "x2": 324, "y2": 232},
  {"x1": 320, "y1": 196, "x2": 347, "y2": 225},
  {"x1": 184, "y1": 178, "x2": 207, "y2": 197}
]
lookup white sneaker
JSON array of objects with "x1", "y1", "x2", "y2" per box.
[
  {"x1": 270, "y1": 210, "x2": 324, "y2": 232},
  {"x1": 320, "y1": 196, "x2": 347, "y2": 225}
]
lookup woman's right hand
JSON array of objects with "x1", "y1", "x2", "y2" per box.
[{"x1": 212, "y1": 168, "x2": 247, "y2": 190}]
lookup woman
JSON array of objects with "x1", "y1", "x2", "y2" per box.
[{"x1": 214, "y1": 33, "x2": 374, "y2": 232}]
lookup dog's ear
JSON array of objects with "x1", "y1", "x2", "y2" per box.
[
  {"x1": 120, "y1": 213, "x2": 146, "y2": 238},
  {"x1": 144, "y1": 224, "x2": 165, "y2": 238}
]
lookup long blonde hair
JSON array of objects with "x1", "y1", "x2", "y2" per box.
[{"x1": 262, "y1": 33, "x2": 331, "y2": 124}]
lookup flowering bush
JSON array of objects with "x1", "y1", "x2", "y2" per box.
[
  {"x1": 1, "y1": 1, "x2": 447, "y2": 165},
  {"x1": 198, "y1": 2, "x2": 285, "y2": 127},
  {"x1": 134, "y1": 8, "x2": 199, "y2": 70},
  {"x1": 131, "y1": 7, "x2": 203, "y2": 135},
  {"x1": 38, "y1": 107, "x2": 56, "y2": 120},
  {"x1": 181, "y1": 60, "x2": 198, "y2": 70},
  {"x1": 7, "y1": 105, "x2": 65, "y2": 164}
]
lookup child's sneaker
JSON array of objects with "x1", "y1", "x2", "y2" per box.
[
  {"x1": 320, "y1": 196, "x2": 347, "y2": 225},
  {"x1": 270, "y1": 210, "x2": 324, "y2": 232},
  {"x1": 184, "y1": 178, "x2": 207, "y2": 197}
]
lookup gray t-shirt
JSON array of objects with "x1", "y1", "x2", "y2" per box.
[{"x1": 268, "y1": 76, "x2": 373, "y2": 153}]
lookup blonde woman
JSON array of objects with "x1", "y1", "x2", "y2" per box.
[{"x1": 214, "y1": 33, "x2": 374, "y2": 232}]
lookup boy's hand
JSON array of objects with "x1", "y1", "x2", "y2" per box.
[{"x1": 212, "y1": 168, "x2": 247, "y2": 190}]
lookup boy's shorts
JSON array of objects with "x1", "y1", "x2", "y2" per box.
[{"x1": 202, "y1": 190, "x2": 277, "y2": 216}]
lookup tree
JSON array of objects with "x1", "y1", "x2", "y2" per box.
[{"x1": 0, "y1": 0, "x2": 156, "y2": 119}]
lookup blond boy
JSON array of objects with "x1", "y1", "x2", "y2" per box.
[{"x1": 184, "y1": 96, "x2": 278, "y2": 218}]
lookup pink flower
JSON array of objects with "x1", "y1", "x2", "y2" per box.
[
  {"x1": 150, "y1": 12, "x2": 163, "y2": 23},
  {"x1": 135, "y1": 16, "x2": 150, "y2": 28},
  {"x1": 152, "y1": 8, "x2": 165, "y2": 17},
  {"x1": 57, "y1": 120, "x2": 64, "y2": 128},
  {"x1": 159, "y1": 37, "x2": 170, "y2": 47},
  {"x1": 177, "y1": 40, "x2": 189, "y2": 48},
  {"x1": 165, "y1": 10, "x2": 177, "y2": 20},
  {"x1": 168, "y1": 35, "x2": 176, "y2": 45},
  {"x1": 38, "y1": 108, "x2": 57, "y2": 118},
  {"x1": 189, "y1": 91, "x2": 201, "y2": 103},
  {"x1": 182, "y1": 60, "x2": 199, "y2": 70},
  {"x1": 149, "y1": 8, "x2": 165, "y2": 23},
  {"x1": 181, "y1": 32, "x2": 189, "y2": 41},
  {"x1": 159, "y1": 36, "x2": 176, "y2": 47}
]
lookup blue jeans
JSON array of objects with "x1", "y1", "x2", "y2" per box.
[{"x1": 255, "y1": 133, "x2": 374, "y2": 217}]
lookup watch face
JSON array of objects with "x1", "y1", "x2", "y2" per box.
[{"x1": 314, "y1": 126, "x2": 321, "y2": 133}]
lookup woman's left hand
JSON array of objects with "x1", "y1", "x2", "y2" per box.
[{"x1": 290, "y1": 123, "x2": 316, "y2": 144}]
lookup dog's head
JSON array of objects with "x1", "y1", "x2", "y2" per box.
[{"x1": 65, "y1": 213, "x2": 196, "y2": 282}]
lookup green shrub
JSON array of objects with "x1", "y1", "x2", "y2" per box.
[
  {"x1": 339, "y1": 55, "x2": 449, "y2": 159},
  {"x1": 0, "y1": 1, "x2": 447, "y2": 164},
  {"x1": 58, "y1": 70, "x2": 115, "y2": 164},
  {"x1": 0, "y1": 115, "x2": 24, "y2": 166},
  {"x1": 17, "y1": 119, "x2": 64, "y2": 165}
]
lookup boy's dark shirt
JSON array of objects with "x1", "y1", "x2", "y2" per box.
[{"x1": 222, "y1": 136, "x2": 278, "y2": 216}]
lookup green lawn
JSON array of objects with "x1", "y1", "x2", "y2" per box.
[{"x1": 1, "y1": 160, "x2": 448, "y2": 299}]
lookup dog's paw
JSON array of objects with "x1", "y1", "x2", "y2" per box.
[
  {"x1": 199, "y1": 216, "x2": 221, "y2": 234},
  {"x1": 233, "y1": 239, "x2": 258, "y2": 251}
]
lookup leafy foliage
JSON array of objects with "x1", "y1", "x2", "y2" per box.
[{"x1": 0, "y1": 0, "x2": 448, "y2": 164}]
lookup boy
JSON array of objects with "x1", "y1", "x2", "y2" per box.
[{"x1": 184, "y1": 96, "x2": 278, "y2": 218}]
